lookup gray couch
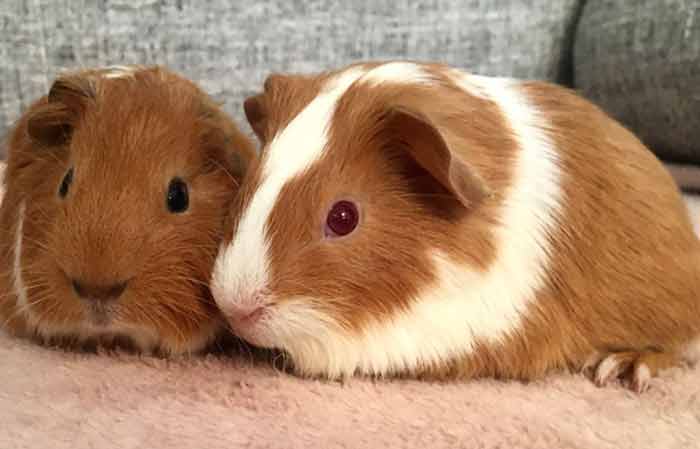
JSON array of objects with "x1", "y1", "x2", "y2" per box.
[{"x1": 1, "y1": 0, "x2": 698, "y2": 185}]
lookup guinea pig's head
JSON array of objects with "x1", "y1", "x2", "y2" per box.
[
  {"x1": 2, "y1": 65, "x2": 255, "y2": 354},
  {"x1": 211, "y1": 63, "x2": 506, "y2": 378}
]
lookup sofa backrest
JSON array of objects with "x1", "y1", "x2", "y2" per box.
[{"x1": 0, "y1": 0, "x2": 583, "y2": 156}]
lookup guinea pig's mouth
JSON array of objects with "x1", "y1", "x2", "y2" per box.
[
  {"x1": 57, "y1": 270, "x2": 132, "y2": 327},
  {"x1": 83, "y1": 302, "x2": 117, "y2": 327},
  {"x1": 222, "y1": 307, "x2": 270, "y2": 343},
  {"x1": 221, "y1": 298, "x2": 336, "y2": 351}
]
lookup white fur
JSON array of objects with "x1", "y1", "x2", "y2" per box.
[
  {"x1": 219, "y1": 66, "x2": 564, "y2": 378},
  {"x1": 100, "y1": 65, "x2": 141, "y2": 79},
  {"x1": 12, "y1": 201, "x2": 28, "y2": 311},
  {"x1": 595, "y1": 355, "x2": 621, "y2": 385},
  {"x1": 682, "y1": 336, "x2": 700, "y2": 364},
  {"x1": 633, "y1": 363, "x2": 651, "y2": 392},
  {"x1": 448, "y1": 70, "x2": 509, "y2": 100},
  {"x1": 211, "y1": 66, "x2": 369, "y2": 309},
  {"x1": 361, "y1": 62, "x2": 435, "y2": 86}
]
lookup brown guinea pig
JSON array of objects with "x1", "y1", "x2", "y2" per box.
[
  {"x1": 210, "y1": 61, "x2": 700, "y2": 391},
  {"x1": 0, "y1": 65, "x2": 256, "y2": 355}
]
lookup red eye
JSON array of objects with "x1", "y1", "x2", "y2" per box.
[{"x1": 325, "y1": 200, "x2": 359, "y2": 237}]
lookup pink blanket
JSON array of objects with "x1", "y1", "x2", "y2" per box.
[{"x1": 1, "y1": 336, "x2": 699, "y2": 449}]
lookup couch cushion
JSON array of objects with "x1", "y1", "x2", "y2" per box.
[
  {"x1": 574, "y1": 0, "x2": 700, "y2": 165},
  {"x1": 0, "y1": 0, "x2": 581, "y2": 156}
]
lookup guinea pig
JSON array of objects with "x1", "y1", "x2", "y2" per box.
[
  {"x1": 0, "y1": 65, "x2": 256, "y2": 355},
  {"x1": 210, "y1": 61, "x2": 700, "y2": 391}
]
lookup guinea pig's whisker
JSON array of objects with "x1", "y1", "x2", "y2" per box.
[
  {"x1": 395, "y1": 192, "x2": 458, "y2": 200},
  {"x1": 37, "y1": 149, "x2": 65, "y2": 166},
  {"x1": 18, "y1": 233, "x2": 51, "y2": 250},
  {"x1": 147, "y1": 273, "x2": 208, "y2": 289},
  {"x1": 130, "y1": 301, "x2": 160, "y2": 331},
  {"x1": 157, "y1": 294, "x2": 210, "y2": 320},
  {"x1": 17, "y1": 296, "x2": 52, "y2": 318},
  {"x1": 145, "y1": 250, "x2": 213, "y2": 266},
  {"x1": 160, "y1": 301, "x2": 207, "y2": 319},
  {"x1": 16, "y1": 274, "x2": 54, "y2": 289},
  {"x1": 39, "y1": 292, "x2": 81, "y2": 327},
  {"x1": 137, "y1": 299, "x2": 184, "y2": 338},
  {"x1": 168, "y1": 275, "x2": 210, "y2": 289},
  {"x1": 146, "y1": 283, "x2": 215, "y2": 315},
  {"x1": 128, "y1": 302, "x2": 153, "y2": 328},
  {"x1": 273, "y1": 277, "x2": 308, "y2": 290},
  {"x1": 17, "y1": 273, "x2": 55, "y2": 287},
  {"x1": 206, "y1": 158, "x2": 240, "y2": 189},
  {"x1": 0, "y1": 303, "x2": 36, "y2": 328},
  {"x1": 143, "y1": 277, "x2": 197, "y2": 295},
  {"x1": 2, "y1": 298, "x2": 54, "y2": 329},
  {"x1": 152, "y1": 306, "x2": 188, "y2": 345},
  {"x1": 27, "y1": 290, "x2": 60, "y2": 311},
  {"x1": 28, "y1": 213, "x2": 57, "y2": 232},
  {"x1": 0, "y1": 227, "x2": 18, "y2": 238},
  {"x1": 23, "y1": 239, "x2": 60, "y2": 261},
  {"x1": 1, "y1": 259, "x2": 46, "y2": 275},
  {"x1": 11, "y1": 295, "x2": 54, "y2": 327},
  {"x1": 22, "y1": 283, "x2": 55, "y2": 295}
]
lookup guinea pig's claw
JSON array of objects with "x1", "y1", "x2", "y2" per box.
[{"x1": 584, "y1": 350, "x2": 679, "y2": 393}]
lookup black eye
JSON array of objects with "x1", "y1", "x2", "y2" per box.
[
  {"x1": 58, "y1": 168, "x2": 73, "y2": 198},
  {"x1": 325, "y1": 200, "x2": 359, "y2": 237},
  {"x1": 166, "y1": 178, "x2": 189, "y2": 213}
]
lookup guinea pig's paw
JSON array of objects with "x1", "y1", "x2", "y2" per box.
[{"x1": 586, "y1": 350, "x2": 679, "y2": 393}]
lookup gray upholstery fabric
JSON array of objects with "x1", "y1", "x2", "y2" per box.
[
  {"x1": 0, "y1": 0, "x2": 581, "y2": 157},
  {"x1": 574, "y1": 0, "x2": 700, "y2": 165}
]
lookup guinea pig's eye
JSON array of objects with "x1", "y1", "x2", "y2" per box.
[
  {"x1": 166, "y1": 177, "x2": 189, "y2": 213},
  {"x1": 58, "y1": 168, "x2": 73, "y2": 198},
  {"x1": 325, "y1": 200, "x2": 359, "y2": 238}
]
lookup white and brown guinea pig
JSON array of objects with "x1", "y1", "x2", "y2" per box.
[
  {"x1": 211, "y1": 60, "x2": 700, "y2": 391},
  {"x1": 0, "y1": 65, "x2": 256, "y2": 354}
]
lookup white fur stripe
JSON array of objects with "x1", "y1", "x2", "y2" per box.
[
  {"x1": 13, "y1": 201, "x2": 28, "y2": 310},
  {"x1": 212, "y1": 67, "x2": 368, "y2": 305},
  {"x1": 360, "y1": 76, "x2": 561, "y2": 373},
  {"x1": 360, "y1": 62, "x2": 435, "y2": 86},
  {"x1": 100, "y1": 65, "x2": 141, "y2": 79},
  {"x1": 264, "y1": 73, "x2": 564, "y2": 378}
]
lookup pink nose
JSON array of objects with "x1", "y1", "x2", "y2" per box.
[
  {"x1": 225, "y1": 304, "x2": 265, "y2": 325},
  {"x1": 216, "y1": 289, "x2": 269, "y2": 328}
]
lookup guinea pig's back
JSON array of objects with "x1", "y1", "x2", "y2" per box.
[{"x1": 518, "y1": 81, "x2": 700, "y2": 353}]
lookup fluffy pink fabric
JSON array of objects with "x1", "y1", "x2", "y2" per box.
[
  {"x1": 0, "y1": 336, "x2": 699, "y2": 449},
  {"x1": 1, "y1": 161, "x2": 699, "y2": 448}
]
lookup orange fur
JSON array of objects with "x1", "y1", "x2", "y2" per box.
[
  {"x1": 228, "y1": 60, "x2": 700, "y2": 389},
  {"x1": 0, "y1": 66, "x2": 256, "y2": 354}
]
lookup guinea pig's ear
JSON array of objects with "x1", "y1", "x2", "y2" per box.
[
  {"x1": 243, "y1": 93, "x2": 268, "y2": 143},
  {"x1": 384, "y1": 107, "x2": 492, "y2": 209},
  {"x1": 199, "y1": 101, "x2": 256, "y2": 181},
  {"x1": 244, "y1": 74, "x2": 291, "y2": 144},
  {"x1": 26, "y1": 75, "x2": 95, "y2": 147}
]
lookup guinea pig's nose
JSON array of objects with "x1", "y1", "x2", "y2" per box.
[
  {"x1": 71, "y1": 279, "x2": 128, "y2": 302},
  {"x1": 225, "y1": 304, "x2": 266, "y2": 325},
  {"x1": 217, "y1": 290, "x2": 269, "y2": 326}
]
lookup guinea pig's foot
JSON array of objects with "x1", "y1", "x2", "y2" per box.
[{"x1": 586, "y1": 350, "x2": 678, "y2": 393}]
